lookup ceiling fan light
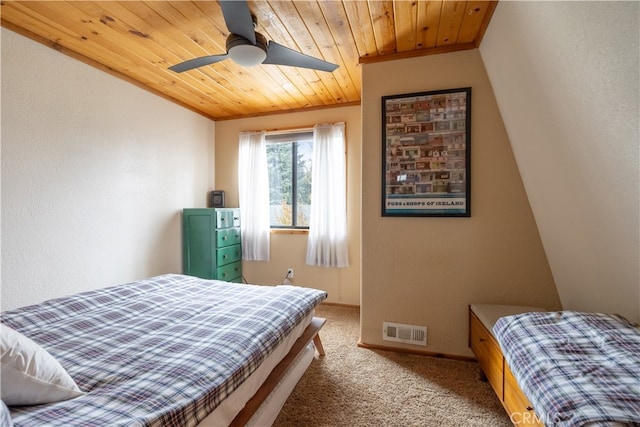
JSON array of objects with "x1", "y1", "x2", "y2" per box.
[{"x1": 228, "y1": 44, "x2": 267, "y2": 67}]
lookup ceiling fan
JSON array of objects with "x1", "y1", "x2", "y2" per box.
[{"x1": 169, "y1": 1, "x2": 338, "y2": 73}]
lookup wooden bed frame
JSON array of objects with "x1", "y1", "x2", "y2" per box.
[
  {"x1": 230, "y1": 316, "x2": 326, "y2": 426},
  {"x1": 468, "y1": 305, "x2": 544, "y2": 427}
]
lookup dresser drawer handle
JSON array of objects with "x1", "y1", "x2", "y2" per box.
[
  {"x1": 526, "y1": 406, "x2": 534, "y2": 411},
  {"x1": 479, "y1": 338, "x2": 486, "y2": 342}
]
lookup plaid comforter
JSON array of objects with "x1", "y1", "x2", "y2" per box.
[
  {"x1": 494, "y1": 311, "x2": 640, "y2": 427},
  {"x1": 1, "y1": 274, "x2": 327, "y2": 426}
]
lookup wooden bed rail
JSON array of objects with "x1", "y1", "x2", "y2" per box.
[{"x1": 230, "y1": 317, "x2": 326, "y2": 426}]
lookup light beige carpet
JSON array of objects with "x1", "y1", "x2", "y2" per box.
[{"x1": 273, "y1": 304, "x2": 513, "y2": 427}]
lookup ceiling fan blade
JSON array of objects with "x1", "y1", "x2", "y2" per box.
[
  {"x1": 263, "y1": 41, "x2": 338, "y2": 72},
  {"x1": 219, "y1": 0, "x2": 256, "y2": 45},
  {"x1": 169, "y1": 54, "x2": 229, "y2": 73}
]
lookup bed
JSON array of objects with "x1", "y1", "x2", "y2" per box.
[
  {"x1": 0, "y1": 274, "x2": 327, "y2": 426},
  {"x1": 494, "y1": 311, "x2": 640, "y2": 426},
  {"x1": 469, "y1": 304, "x2": 640, "y2": 427}
]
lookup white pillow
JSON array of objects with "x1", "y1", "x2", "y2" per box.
[
  {"x1": 1, "y1": 324, "x2": 84, "y2": 405},
  {"x1": 0, "y1": 399, "x2": 13, "y2": 426}
]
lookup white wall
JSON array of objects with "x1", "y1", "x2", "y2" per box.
[
  {"x1": 480, "y1": 2, "x2": 640, "y2": 322},
  {"x1": 1, "y1": 29, "x2": 214, "y2": 310}
]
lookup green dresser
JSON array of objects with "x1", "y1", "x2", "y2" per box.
[{"x1": 182, "y1": 208, "x2": 242, "y2": 282}]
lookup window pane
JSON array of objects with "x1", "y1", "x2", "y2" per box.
[
  {"x1": 266, "y1": 133, "x2": 313, "y2": 228},
  {"x1": 267, "y1": 142, "x2": 293, "y2": 226},
  {"x1": 296, "y1": 139, "x2": 313, "y2": 227}
]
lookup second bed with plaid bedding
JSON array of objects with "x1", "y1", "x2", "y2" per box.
[
  {"x1": 494, "y1": 311, "x2": 640, "y2": 426},
  {"x1": 1, "y1": 274, "x2": 327, "y2": 426}
]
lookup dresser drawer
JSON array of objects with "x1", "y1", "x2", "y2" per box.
[
  {"x1": 215, "y1": 209, "x2": 241, "y2": 229},
  {"x1": 216, "y1": 227, "x2": 241, "y2": 248},
  {"x1": 504, "y1": 363, "x2": 543, "y2": 426},
  {"x1": 216, "y1": 244, "x2": 241, "y2": 266},
  {"x1": 216, "y1": 261, "x2": 242, "y2": 282},
  {"x1": 469, "y1": 312, "x2": 504, "y2": 399}
]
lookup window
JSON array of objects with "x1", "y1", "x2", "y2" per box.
[
  {"x1": 237, "y1": 123, "x2": 347, "y2": 266},
  {"x1": 266, "y1": 131, "x2": 314, "y2": 228}
]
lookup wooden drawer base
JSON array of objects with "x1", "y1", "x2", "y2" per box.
[
  {"x1": 504, "y1": 363, "x2": 542, "y2": 426},
  {"x1": 469, "y1": 305, "x2": 544, "y2": 427},
  {"x1": 470, "y1": 311, "x2": 504, "y2": 399}
]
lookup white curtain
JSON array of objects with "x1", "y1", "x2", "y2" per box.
[
  {"x1": 306, "y1": 122, "x2": 349, "y2": 267},
  {"x1": 238, "y1": 131, "x2": 270, "y2": 261}
]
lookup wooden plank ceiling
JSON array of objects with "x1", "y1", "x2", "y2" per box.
[{"x1": 1, "y1": 1, "x2": 497, "y2": 121}]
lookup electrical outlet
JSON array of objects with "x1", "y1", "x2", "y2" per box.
[{"x1": 287, "y1": 268, "x2": 294, "y2": 279}]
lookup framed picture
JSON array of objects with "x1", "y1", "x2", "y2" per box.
[{"x1": 381, "y1": 87, "x2": 471, "y2": 217}]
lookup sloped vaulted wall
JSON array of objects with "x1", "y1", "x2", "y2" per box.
[{"x1": 480, "y1": 2, "x2": 640, "y2": 322}]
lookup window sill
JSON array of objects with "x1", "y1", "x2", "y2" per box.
[{"x1": 270, "y1": 229, "x2": 309, "y2": 235}]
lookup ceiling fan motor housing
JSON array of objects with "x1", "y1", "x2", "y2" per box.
[
  {"x1": 226, "y1": 32, "x2": 268, "y2": 66},
  {"x1": 168, "y1": 1, "x2": 337, "y2": 72}
]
